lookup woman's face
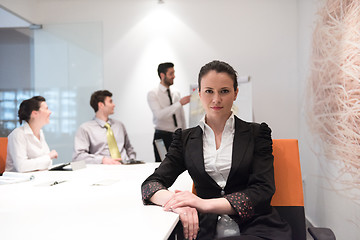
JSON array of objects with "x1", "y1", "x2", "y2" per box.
[
  {"x1": 35, "y1": 101, "x2": 52, "y2": 126},
  {"x1": 199, "y1": 70, "x2": 238, "y2": 121}
]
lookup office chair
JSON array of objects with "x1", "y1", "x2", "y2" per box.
[
  {"x1": 271, "y1": 139, "x2": 336, "y2": 240},
  {"x1": 0, "y1": 137, "x2": 8, "y2": 175}
]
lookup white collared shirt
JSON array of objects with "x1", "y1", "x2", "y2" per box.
[
  {"x1": 6, "y1": 122, "x2": 52, "y2": 172},
  {"x1": 199, "y1": 113, "x2": 235, "y2": 189},
  {"x1": 147, "y1": 83, "x2": 186, "y2": 132},
  {"x1": 199, "y1": 114, "x2": 240, "y2": 237}
]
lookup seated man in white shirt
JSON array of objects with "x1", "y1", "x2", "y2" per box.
[{"x1": 72, "y1": 90, "x2": 136, "y2": 164}]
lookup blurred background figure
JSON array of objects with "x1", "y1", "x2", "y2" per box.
[{"x1": 6, "y1": 96, "x2": 58, "y2": 172}]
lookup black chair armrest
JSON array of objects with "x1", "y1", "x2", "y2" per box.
[{"x1": 308, "y1": 227, "x2": 336, "y2": 240}]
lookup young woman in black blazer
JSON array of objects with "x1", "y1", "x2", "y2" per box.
[{"x1": 142, "y1": 60, "x2": 291, "y2": 240}]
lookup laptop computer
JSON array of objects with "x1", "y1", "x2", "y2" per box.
[
  {"x1": 49, "y1": 161, "x2": 86, "y2": 171},
  {"x1": 154, "y1": 139, "x2": 167, "y2": 161},
  {"x1": 121, "y1": 159, "x2": 145, "y2": 165},
  {"x1": 49, "y1": 162, "x2": 70, "y2": 171}
]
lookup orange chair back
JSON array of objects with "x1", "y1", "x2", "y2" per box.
[
  {"x1": 271, "y1": 139, "x2": 304, "y2": 206},
  {"x1": 0, "y1": 137, "x2": 8, "y2": 174},
  {"x1": 191, "y1": 139, "x2": 306, "y2": 240}
]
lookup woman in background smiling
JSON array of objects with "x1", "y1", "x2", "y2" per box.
[{"x1": 6, "y1": 96, "x2": 58, "y2": 172}]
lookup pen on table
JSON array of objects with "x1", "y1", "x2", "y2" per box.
[{"x1": 50, "y1": 180, "x2": 67, "y2": 186}]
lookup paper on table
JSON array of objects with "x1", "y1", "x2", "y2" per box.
[
  {"x1": 92, "y1": 179, "x2": 120, "y2": 186},
  {"x1": 0, "y1": 172, "x2": 35, "y2": 185}
]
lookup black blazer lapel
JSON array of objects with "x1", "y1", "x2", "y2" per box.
[
  {"x1": 228, "y1": 116, "x2": 251, "y2": 181},
  {"x1": 186, "y1": 126, "x2": 219, "y2": 188},
  {"x1": 187, "y1": 126, "x2": 204, "y2": 174}
]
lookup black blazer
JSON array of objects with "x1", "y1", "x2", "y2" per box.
[{"x1": 142, "y1": 116, "x2": 291, "y2": 239}]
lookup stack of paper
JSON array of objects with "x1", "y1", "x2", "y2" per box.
[{"x1": 0, "y1": 172, "x2": 35, "y2": 185}]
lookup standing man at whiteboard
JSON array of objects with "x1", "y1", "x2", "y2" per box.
[{"x1": 147, "y1": 62, "x2": 190, "y2": 162}]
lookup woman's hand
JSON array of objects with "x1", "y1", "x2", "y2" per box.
[
  {"x1": 162, "y1": 191, "x2": 202, "y2": 239},
  {"x1": 172, "y1": 206, "x2": 199, "y2": 240},
  {"x1": 163, "y1": 190, "x2": 206, "y2": 212},
  {"x1": 49, "y1": 150, "x2": 58, "y2": 159},
  {"x1": 164, "y1": 190, "x2": 236, "y2": 215}
]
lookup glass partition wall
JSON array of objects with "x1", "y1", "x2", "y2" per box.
[{"x1": 0, "y1": 23, "x2": 103, "y2": 163}]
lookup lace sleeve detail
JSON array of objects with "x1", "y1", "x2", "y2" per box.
[
  {"x1": 141, "y1": 181, "x2": 167, "y2": 205},
  {"x1": 224, "y1": 192, "x2": 255, "y2": 223}
]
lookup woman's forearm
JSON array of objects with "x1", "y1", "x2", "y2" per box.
[
  {"x1": 202, "y1": 198, "x2": 236, "y2": 215},
  {"x1": 150, "y1": 189, "x2": 175, "y2": 206}
]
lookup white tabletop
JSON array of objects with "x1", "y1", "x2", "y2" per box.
[{"x1": 0, "y1": 163, "x2": 193, "y2": 240}]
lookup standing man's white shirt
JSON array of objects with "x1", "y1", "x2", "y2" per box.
[
  {"x1": 6, "y1": 122, "x2": 52, "y2": 172},
  {"x1": 148, "y1": 62, "x2": 190, "y2": 162},
  {"x1": 147, "y1": 83, "x2": 186, "y2": 132}
]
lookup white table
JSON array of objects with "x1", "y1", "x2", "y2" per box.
[{"x1": 0, "y1": 163, "x2": 193, "y2": 240}]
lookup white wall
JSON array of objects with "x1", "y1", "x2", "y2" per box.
[
  {"x1": 0, "y1": 0, "x2": 299, "y2": 162},
  {"x1": 102, "y1": 0, "x2": 299, "y2": 162}
]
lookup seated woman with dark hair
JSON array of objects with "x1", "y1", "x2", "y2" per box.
[
  {"x1": 141, "y1": 61, "x2": 291, "y2": 240},
  {"x1": 6, "y1": 96, "x2": 58, "y2": 172}
]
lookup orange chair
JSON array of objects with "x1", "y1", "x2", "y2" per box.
[
  {"x1": 192, "y1": 139, "x2": 335, "y2": 240},
  {"x1": 0, "y1": 137, "x2": 8, "y2": 175},
  {"x1": 271, "y1": 139, "x2": 335, "y2": 240},
  {"x1": 271, "y1": 139, "x2": 306, "y2": 240}
]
